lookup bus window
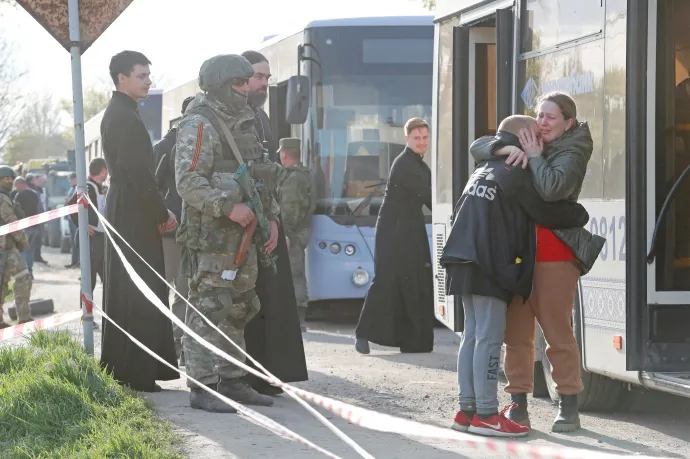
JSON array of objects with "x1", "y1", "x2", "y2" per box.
[{"x1": 656, "y1": 0, "x2": 690, "y2": 291}]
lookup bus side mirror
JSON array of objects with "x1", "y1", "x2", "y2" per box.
[{"x1": 286, "y1": 75, "x2": 310, "y2": 125}]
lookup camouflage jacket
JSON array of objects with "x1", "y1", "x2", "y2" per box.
[
  {"x1": 175, "y1": 93, "x2": 280, "y2": 259},
  {"x1": 0, "y1": 192, "x2": 28, "y2": 252},
  {"x1": 276, "y1": 163, "x2": 314, "y2": 246}
]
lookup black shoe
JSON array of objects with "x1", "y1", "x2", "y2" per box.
[
  {"x1": 190, "y1": 386, "x2": 237, "y2": 413},
  {"x1": 218, "y1": 379, "x2": 274, "y2": 406},
  {"x1": 252, "y1": 379, "x2": 284, "y2": 396},
  {"x1": 505, "y1": 393, "x2": 531, "y2": 427},
  {"x1": 36, "y1": 259, "x2": 48, "y2": 265},
  {"x1": 552, "y1": 394, "x2": 581, "y2": 432},
  {"x1": 355, "y1": 338, "x2": 370, "y2": 354}
]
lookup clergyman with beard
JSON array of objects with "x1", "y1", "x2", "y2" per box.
[{"x1": 240, "y1": 49, "x2": 308, "y2": 396}]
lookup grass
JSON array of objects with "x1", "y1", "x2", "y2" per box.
[{"x1": 0, "y1": 330, "x2": 185, "y2": 459}]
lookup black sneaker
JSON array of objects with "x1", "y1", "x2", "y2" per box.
[{"x1": 253, "y1": 379, "x2": 284, "y2": 396}]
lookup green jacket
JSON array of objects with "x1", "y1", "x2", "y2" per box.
[
  {"x1": 277, "y1": 163, "x2": 314, "y2": 247},
  {"x1": 469, "y1": 122, "x2": 604, "y2": 275}
]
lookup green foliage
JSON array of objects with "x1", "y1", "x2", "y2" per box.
[
  {"x1": 422, "y1": 0, "x2": 436, "y2": 10},
  {"x1": 0, "y1": 330, "x2": 184, "y2": 458},
  {"x1": 60, "y1": 86, "x2": 110, "y2": 121}
]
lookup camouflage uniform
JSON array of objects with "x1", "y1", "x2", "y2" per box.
[
  {"x1": 0, "y1": 167, "x2": 32, "y2": 327},
  {"x1": 276, "y1": 138, "x2": 315, "y2": 310},
  {"x1": 175, "y1": 55, "x2": 279, "y2": 411}
]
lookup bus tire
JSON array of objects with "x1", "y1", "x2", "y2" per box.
[{"x1": 540, "y1": 281, "x2": 625, "y2": 411}]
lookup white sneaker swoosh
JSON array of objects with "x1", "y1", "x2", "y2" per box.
[{"x1": 480, "y1": 421, "x2": 502, "y2": 430}]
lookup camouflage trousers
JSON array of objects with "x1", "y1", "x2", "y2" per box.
[
  {"x1": 288, "y1": 242, "x2": 308, "y2": 309},
  {"x1": 182, "y1": 252, "x2": 261, "y2": 388},
  {"x1": 0, "y1": 248, "x2": 32, "y2": 323}
]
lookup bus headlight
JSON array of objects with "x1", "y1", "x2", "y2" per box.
[
  {"x1": 330, "y1": 243, "x2": 341, "y2": 254},
  {"x1": 344, "y1": 244, "x2": 355, "y2": 256},
  {"x1": 352, "y1": 268, "x2": 369, "y2": 286}
]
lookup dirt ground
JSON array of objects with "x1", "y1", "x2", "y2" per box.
[{"x1": 8, "y1": 247, "x2": 690, "y2": 459}]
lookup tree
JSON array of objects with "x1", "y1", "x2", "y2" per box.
[
  {"x1": 0, "y1": 34, "x2": 24, "y2": 153},
  {"x1": 61, "y1": 86, "x2": 110, "y2": 120},
  {"x1": 5, "y1": 95, "x2": 71, "y2": 165},
  {"x1": 422, "y1": 0, "x2": 435, "y2": 10}
]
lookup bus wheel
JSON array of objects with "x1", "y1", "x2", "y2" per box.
[{"x1": 540, "y1": 282, "x2": 625, "y2": 412}]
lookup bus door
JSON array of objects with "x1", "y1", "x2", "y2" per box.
[
  {"x1": 629, "y1": 0, "x2": 690, "y2": 377},
  {"x1": 433, "y1": 9, "x2": 513, "y2": 332}
]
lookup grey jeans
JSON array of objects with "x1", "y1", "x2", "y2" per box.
[{"x1": 457, "y1": 294, "x2": 507, "y2": 416}]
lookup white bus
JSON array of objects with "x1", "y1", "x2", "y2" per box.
[{"x1": 431, "y1": 0, "x2": 690, "y2": 410}]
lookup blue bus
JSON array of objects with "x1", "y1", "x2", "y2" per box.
[{"x1": 257, "y1": 16, "x2": 434, "y2": 304}]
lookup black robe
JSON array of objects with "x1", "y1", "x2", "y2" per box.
[
  {"x1": 244, "y1": 106, "x2": 308, "y2": 384},
  {"x1": 355, "y1": 147, "x2": 434, "y2": 353},
  {"x1": 99, "y1": 91, "x2": 178, "y2": 391}
]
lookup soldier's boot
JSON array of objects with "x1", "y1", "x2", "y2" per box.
[
  {"x1": 0, "y1": 306, "x2": 9, "y2": 328},
  {"x1": 552, "y1": 394, "x2": 581, "y2": 433},
  {"x1": 13, "y1": 272, "x2": 33, "y2": 324},
  {"x1": 505, "y1": 393, "x2": 531, "y2": 427},
  {"x1": 218, "y1": 379, "x2": 274, "y2": 406},
  {"x1": 190, "y1": 385, "x2": 237, "y2": 413},
  {"x1": 0, "y1": 321, "x2": 9, "y2": 329}
]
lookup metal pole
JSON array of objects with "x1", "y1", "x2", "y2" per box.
[{"x1": 68, "y1": 0, "x2": 94, "y2": 355}]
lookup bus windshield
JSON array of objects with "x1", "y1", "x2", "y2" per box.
[{"x1": 308, "y1": 26, "x2": 433, "y2": 221}]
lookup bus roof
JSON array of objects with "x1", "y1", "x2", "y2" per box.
[{"x1": 259, "y1": 15, "x2": 434, "y2": 48}]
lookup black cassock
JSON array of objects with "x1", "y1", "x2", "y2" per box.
[
  {"x1": 99, "y1": 91, "x2": 178, "y2": 392},
  {"x1": 244, "y1": 107, "x2": 308, "y2": 385},
  {"x1": 355, "y1": 147, "x2": 434, "y2": 353}
]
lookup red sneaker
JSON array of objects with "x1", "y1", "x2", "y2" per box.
[
  {"x1": 468, "y1": 405, "x2": 530, "y2": 437},
  {"x1": 450, "y1": 410, "x2": 473, "y2": 432}
]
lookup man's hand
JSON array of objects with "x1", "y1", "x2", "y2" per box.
[
  {"x1": 228, "y1": 203, "x2": 255, "y2": 227},
  {"x1": 88, "y1": 225, "x2": 96, "y2": 237},
  {"x1": 496, "y1": 145, "x2": 529, "y2": 169},
  {"x1": 518, "y1": 128, "x2": 544, "y2": 158},
  {"x1": 158, "y1": 210, "x2": 178, "y2": 234},
  {"x1": 285, "y1": 236, "x2": 291, "y2": 250},
  {"x1": 264, "y1": 220, "x2": 279, "y2": 254}
]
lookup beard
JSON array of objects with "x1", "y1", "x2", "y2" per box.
[{"x1": 247, "y1": 90, "x2": 267, "y2": 108}]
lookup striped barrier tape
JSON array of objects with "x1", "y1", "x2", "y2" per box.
[
  {"x1": 0, "y1": 310, "x2": 83, "y2": 342},
  {"x1": 91, "y1": 196, "x2": 671, "y2": 459},
  {"x1": 0, "y1": 203, "x2": 79, "y2": 238}
]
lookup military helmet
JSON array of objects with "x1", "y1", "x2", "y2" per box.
[
  {"x1": 0, "y1": 165, "x2": 15, "y2": 179},
  {"x1": 198, "y1": 54, "x2": 255, "y2": 92}
]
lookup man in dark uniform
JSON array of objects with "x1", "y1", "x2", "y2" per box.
[{"x1": 241, "y1": 49, "x2": 308, "y2": 395}]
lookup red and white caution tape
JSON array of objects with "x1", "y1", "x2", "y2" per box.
[
  {"x1": 91, "y1": 197, "x2": 672, "y2": 459},
  {"x1": 0, "y1": 204, "x2": 79, "y2": 237},
  {"x1": 0, "y1": 310, "x2": 82, "y2": 342}
]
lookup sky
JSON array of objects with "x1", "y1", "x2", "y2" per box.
[{"x1": 1, "y1": 0, "x2": 430, "y2": 102}]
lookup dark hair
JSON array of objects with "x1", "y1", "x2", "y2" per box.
[
  {"x1": 89, "y1": 157, "x2": 107, "y2": 177},
  {"x1": 109, "y1": 50, "x2": 152, "y2": 87},
  {"x1": 181, "y1": 96, "x2": 194, "y2": 114},
  {"x1": 537, "y1": 91, "x2": 578, "y2": 127},
  {"x1": 241, "y1": 50, "x2": 268, "y2": 65}
]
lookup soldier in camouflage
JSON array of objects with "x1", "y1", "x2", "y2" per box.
[
  {"x1": 276, "y1": 138, "x2": 315, "y2": 322},
  {"x1": 0, "y1": 166, "x2": 33, "y2": 329},
  {"x1": 175, "y1": 54, "x2": 281, "y2": 413}
]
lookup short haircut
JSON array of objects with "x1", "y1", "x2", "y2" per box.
[
  {"x1": 404, "y1": 117, "x2": 429, "y2": 136},
  {"x1": 497, "y1": 115, "x2": 537, "y2": 136},
  {"x1": 89, "y1": 157, "x2": 107, "y2": 177},
  {"x1": 181, "y1": 96, "x2": 194, "y2": 114},
  {"x1": 109, "y1": 50, "x2": 152, "y2": 87},
  {"x1": 241, "y1": 50, "x2": 268, "y2": 65},
  {"x1": 14, "y1": 176, "x2": 26, "y2": 187},
  {"x1": 25, "y1": 173, "x2": 34, "y2": 184}
]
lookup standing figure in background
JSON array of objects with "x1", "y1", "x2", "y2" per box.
[
  {"x1": 99, "y1": 50, "x2": 179, "y2": 393},
  {"x1": 276, "y1": 137, "x2": 315, "y2": 327},
  {"x1": 355, "y1": 117, "x2": 434, "y2": 354},
  {"x1": 241, "y1": 49, "x2": 308, "y2": 396},
  {"x1": 154, "y1": 95, "x2": 195, "y2": 367},
  {"x1": 13, "y1": 176, "x2": 39, "y2": 278},
  {"x1": 0, "y1": 166, "x2": 33, "y2": 328},
  {"x1": 65, "y1": 173, "x2": 79, "y2": 269}
]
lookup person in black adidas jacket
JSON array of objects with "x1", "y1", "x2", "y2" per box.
[{"x1": 440, "y1": 115, "x2": 589, "y2": 438}]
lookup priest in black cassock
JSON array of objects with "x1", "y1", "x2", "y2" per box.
[
  {"x1": 354, "y1": 117, "x2": 435, "y2": 354},
  {"x1": 99, "y1": 50, "x2": 179, "y2": 392}
]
